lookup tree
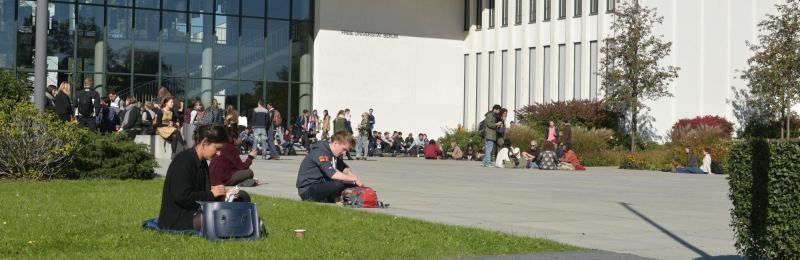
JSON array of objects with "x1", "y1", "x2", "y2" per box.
[
  {"x1": 598, "y1": 1, "x2": 679, "y2": 152},
  {"x1": 741, "y1": 1, "x2": 800, "y2": 140}
]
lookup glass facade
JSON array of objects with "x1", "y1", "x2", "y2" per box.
[{"x1": 6, "y1": 0, "x2": 314, "y2": 120}]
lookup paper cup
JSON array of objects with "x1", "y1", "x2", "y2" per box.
[{"x1": 294, "y1": 229, "x2": 306, "y2": 238}]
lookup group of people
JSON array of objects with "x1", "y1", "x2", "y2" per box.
[
  {"x1": 157, "y1": 124, "x2": 366, "y2": 231},
  {"x1": 475, "y1": 104, "x2": 585, "y2": 171}
]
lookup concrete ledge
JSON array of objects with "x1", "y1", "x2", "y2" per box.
[{"x1": 134, "y1": 135, "x2": 172, "y2": 160}]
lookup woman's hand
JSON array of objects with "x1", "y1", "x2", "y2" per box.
[{"x1": 211, "y1": 185, "x2": 226, "y2": 197}]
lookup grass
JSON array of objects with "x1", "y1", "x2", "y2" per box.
[{"x1": 0, "y1": 179, "x2": 578, "y2": 259}]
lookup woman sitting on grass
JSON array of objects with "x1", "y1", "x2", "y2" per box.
[
  {"x1": 446, "y1": 142, "x2": 463, "y2": 160},
  {"x1": 158, "y1": 125, "x2": 251, "y2": 231},
  {"x1": 209, "y1": 128, "x2": 261, "y2": 187}
]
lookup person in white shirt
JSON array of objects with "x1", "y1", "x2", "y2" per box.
[
  {"x1": 495, "y1": 141, "x2": 520, "y2": 168},
  {"x1": 700, "y1": 147, "x2": 713, "y2": 175}
]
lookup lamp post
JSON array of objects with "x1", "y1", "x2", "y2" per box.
[{"x1": 33, "y1": 0, "x2": 48, "y2": 110}]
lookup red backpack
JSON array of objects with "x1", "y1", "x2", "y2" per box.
[{"x1": 341, "y1": 187, "x2": 385, "y2": 208}]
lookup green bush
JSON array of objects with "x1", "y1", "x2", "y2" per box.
[
  {"x1": 0, "y1": 70, "x2": 31, "y2": 102},
  {"x1": 619, "y1": 149, "x2": 676, "y2": 171},
  {"x1": 727, "y1": 140, "x2": 800, "y2": 259},
  {"x1": 438, "y1": 125, "x2": 484, "y2": 153},
  {"x1": 61, "y1": 132, "x2": 157, "y2": 180},
  {"x1": 0, "y1": 100, "x2": 83, "y2": 180},
  {"x1": 504, "y1": 125, "x2": 543, "y2": 150}
]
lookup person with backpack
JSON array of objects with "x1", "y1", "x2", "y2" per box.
[
  {"x1": 296, "y1": 131, "x2": 364, "y2": 203},
  {"x1": 481, "y1": 105, "x2": 502, "y2": 167},
  {"x1": 265, "y1": 102, "x2": 281, "y2": 160},
  {"x1": 74, "y1": 78, "x2": 101, "y2": 131},
  {"x1": 97, "y1": 97, "x2": 121, "y2": 134}
]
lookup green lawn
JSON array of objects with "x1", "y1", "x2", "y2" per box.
[{"x1": 0, "y1": 180, "x2": 578, "y2": 259}]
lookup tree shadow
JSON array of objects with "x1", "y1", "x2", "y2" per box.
[{"x1": 619, "y1": 203, "x2": 749, "y2": 259}]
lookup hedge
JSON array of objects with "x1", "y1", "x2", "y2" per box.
[
  {"x1": 727, "y1": 140, "x2": 800, "y2": 259},
  {"x1": 61, "y1": 132, "x2": 157, "y2": 180}
]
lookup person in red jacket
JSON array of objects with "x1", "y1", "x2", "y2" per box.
[
  {"x1": 210, "y1": 128, "x2": 260, "y2": 186},
  {"x1": 423, "y1": 140, "x2": 442, "y2": 160}
]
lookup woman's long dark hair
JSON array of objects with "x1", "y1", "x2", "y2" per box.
[{"x1": 194, "y1": 125, "x2": 229, "y2": 145}]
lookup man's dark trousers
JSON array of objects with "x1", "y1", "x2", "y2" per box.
[
  {"x1": 78, "y1": 116, "x2": 97, "y2": 131},
  {"x1": 267, "y1": 128, "x2": 279, "y2": 158},
  {"x1": 300, "y1": 181, "x2": 354, "y2": 203}
]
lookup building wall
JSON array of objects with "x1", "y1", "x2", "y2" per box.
[
  {"x1": 313, "y1": 0, "x2": 466, "y2": 137},
  {"x1": 463, "y1": 0, "x2": 782, "y2": 139}
]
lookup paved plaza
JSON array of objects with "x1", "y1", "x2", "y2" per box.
[{"x1": 157, "y1": 157, "x2": 739, "y2": 259}]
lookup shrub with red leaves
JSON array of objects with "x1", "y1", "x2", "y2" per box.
[
  {"x1": 515, "y1": 100, "x2": 620, "y2": 129},
  {"x1": 670, "y1": 115, "x2": 734, "y2": 139}
]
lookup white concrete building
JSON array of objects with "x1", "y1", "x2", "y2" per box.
[{"x1": 312, "y1": 0, "x2": 785, "y2": 138}]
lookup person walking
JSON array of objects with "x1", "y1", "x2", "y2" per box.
[
  {"x1": 74, "y1": 78, "x2": 101, "y2": 131},
  {"x1": 481, "y1": 105, "x2": 502, "y2": 167},
  {"x1": 54, "y1": 82, "x2": 73, "y2": 122}
]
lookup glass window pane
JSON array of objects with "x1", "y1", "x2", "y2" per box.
[
  {"x1": 164, "y1": 0, "x2": 187, "y2": 11},
  {"x1": 133, "y1": 75, "x2": 159, "y2": 103},
  {"x1": 216, "y1": 0, "x2": 239, "y2": 15},
  {"x1": 242, "y1": 0, "x2": 265, "y2": 17},
  {"x1": 106, "y1": 74, "x2": 131, "y2": 99},
  {"x1": 188, "y1": 14, "x2": 213, "y2": 78},
  {"x1": 214, "y1": 80, "x2": 238, "y2": 111},
  {"x1": 239, "y1": 81, "x2": 264, "y2": 118},
  {"x1": 77, "y1": 4, "x2": 105, "y2": 72},
  {"x1": 290, "y1": 83, "x2": 312, "y2": 122},
  {"x1": 268, "y1": 0, "x2": 290, "y2": 19},
  {"x1": 266, "y1": 20, "x2": 289, "y2": 82},
  {"x1": 214, "y1": 15, "x2": 239, "y2": 79},
  {"x1": 108, "y1": 0, "x2": 132, "y2": 6},
  {"x1": 107, "y1": 7, "x2": 132, "y2": 73},
  {"x1": 183, "y1": 78, "x2": 202, "y2": 103},
  {"x1": 0, "y1": 0, "x2": 16, "y2": 68},
  {"x1": 79, "y1": 0, "x2": 104, "y2": 4},
  {"x1": 292, "y1": 0, "x2": 312, "y2": 20},
  {"x1": 133, "y1": 9, "x2": 159, "y2": 75},
  {"x1": 265, "y1": 82, "x2": 288, "y2": 127},
  {"x1": 16, "y1": 1, "x2": 36, "y2": 69},
  {"x1": 190, "y1": 0, "x2": 213, "y2": 13},
  {"x1": 241, "y1": 18, "x2": 265, "y2": 80},
  {"x1": 291, "y1": 21, "x2": 312, "y2": 82},
  {"x1": 161, "y1": 77, "x2": 187, "y2": 101},
  {"x1": 162, "y1": 11, "x2": 187, "y2": 77},
  {"x1": 47, "y1": 3, "x2": 76, "y2": 72},
  {"x1": 136, "y1": 0, "x2": 159, "y2": 9}
]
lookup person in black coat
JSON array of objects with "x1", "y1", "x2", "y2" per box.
[
  {"x1": 158, "y1": 125, "x2": 251, "y2": 231},
  {"x1": 53, "y1": 82, "x2": 73, "y2": 122}
]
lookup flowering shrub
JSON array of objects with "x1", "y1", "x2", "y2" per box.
[
  {"x1": 0, "y1": 100, "x2": 84, "y2": 179},
  {"x1": 670, "y1": 115, "x2": 734, "y2": 140},
  {"x1": 515, "y1": 100, "x2": 620, "y2": 130}
]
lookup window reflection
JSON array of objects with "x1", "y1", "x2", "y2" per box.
[{"x1": 266, "y1": 20, "x2": 290, "y2": 82}]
